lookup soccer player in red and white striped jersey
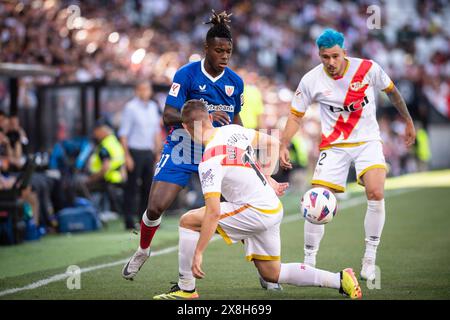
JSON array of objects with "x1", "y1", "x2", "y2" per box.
[{"x1": 280, "y1": 29, "x2": 416, "y2": 281}]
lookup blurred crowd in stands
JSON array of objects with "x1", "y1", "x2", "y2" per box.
[
  {"x1": 0, "y1": 0, "x2": 447, "y2": 235},
  {"x1": 1, "y1": 0, "x2": 449, "y2": 117}
]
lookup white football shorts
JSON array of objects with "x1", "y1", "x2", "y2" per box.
[
  {"x1": 216, "y1": 201, "x2": 283, "y2": 262},
  {"x1": 311, "y1": 140, "x2": 387, "y2": 192}
]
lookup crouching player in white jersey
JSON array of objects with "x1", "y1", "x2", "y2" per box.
[
  {"x1": 280, "y1": 29, "x2": 416, "y2": 281},
  {"x1": 153, "y1": 99, "x2": 362, "y2": 299}
]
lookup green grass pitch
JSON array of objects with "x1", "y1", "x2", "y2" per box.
[{"x1": 1, "y1": 170, "x2": 449, "y2": 300}]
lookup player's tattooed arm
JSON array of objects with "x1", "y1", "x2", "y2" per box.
[
  {"x1": 163, "y1": 104, "x2": 182, "y2": 126},
  {"x1": 386, "y1": 86, "x2": 413, "y2": 123},
  {"x1": 386, "y1": 85, "x2": 416, "y2": 147}
]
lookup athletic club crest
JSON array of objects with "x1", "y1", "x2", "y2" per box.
[{"x1": 225, "y1": 85, "x2": 234, "y2": 96}]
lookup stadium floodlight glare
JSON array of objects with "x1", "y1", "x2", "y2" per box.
[
  {"x1": 86, "y1": 42, "x2": 98, "y2": 54},
  {"x1": 72, "y1": 17, "x2": 86, "y2": 29},
  {"x1": 15, "y1": 2, "x2": 24, "y2": 12},
  {"x1": 44, "y1": 0, "x2": 57, "y2": 9},
  {"x1": 131, "y1": 49, "x2": 146, "y2": 64},
  {"x1": 108, "y1": 32, "x2": 120, "y2": 44},
  {"x1": 75, "y1": 30, "x2": 87, "y2": 42}
]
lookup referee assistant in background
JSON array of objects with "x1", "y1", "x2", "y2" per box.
[{"x1": 119, "y1": 81, "x2": 162, "y2": 230}]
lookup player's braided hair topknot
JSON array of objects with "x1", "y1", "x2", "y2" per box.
[{"x1": 205, "y1": 9, "x2": 233, "y2": 42}]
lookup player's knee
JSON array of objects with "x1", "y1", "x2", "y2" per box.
[
  {"x1": 255, "y1": 261, "x2": 280, "y2": 283},
  {"x1": 179, "y1": 210, "x2": 199, "y2": 229},
  {"x1": 146, "y1": 202, "x2": 165, "y2": 220},
  {"x1": 179, "y1": 212, "x2": 190, "y2": 228},
  {"x1": 367, "y1": 188, "x2": 384, "y2": 201}
]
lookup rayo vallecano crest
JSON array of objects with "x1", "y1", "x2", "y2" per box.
[{"x1": 350, "y1": 81, "x2": 367, "y2": 91}]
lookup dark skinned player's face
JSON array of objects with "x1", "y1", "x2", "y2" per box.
[{"x1": 204, "y1": 37, "x2": 232, "y2": 76}]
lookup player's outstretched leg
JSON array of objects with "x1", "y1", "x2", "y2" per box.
[
  {"x1": 303, "y1": 220, "x2": 325, "y2": 267},
  {"x1": 361, "y1": 198, "x2": 385, "y2": 281},
  {"x1": 153, "y1": 208, "x2": 203, "y2": 299},
  {"x1": 361, "y1": 168, "x2": 386, "y2": 281},
  {"x1": 122, "y1": 181, "x2": 183, "y2": 280},
  {"x1": 153, "y1": 227, "x2": 200, "y2": 300},
  {"x1": 303, "y1": 184, "x2": 332, "y2": 267},
  {"x1": 255, "y1": 260, "x2": 362, "y2": 299}
]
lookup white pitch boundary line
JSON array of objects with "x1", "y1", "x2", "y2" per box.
[
  {"x1": 0, "y1": 238, "x2": 221, "y2": 298},
  {"x1": 0, "y1": 188, "x2": 411, "y2": 298}
]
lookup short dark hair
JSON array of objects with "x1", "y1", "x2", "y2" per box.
[
  {"x1": 181, "y1": 100, "x2": 209, "y2": 128},
  {"x1": 205, "y1": 10, "x2": 233, "y2": 43}
]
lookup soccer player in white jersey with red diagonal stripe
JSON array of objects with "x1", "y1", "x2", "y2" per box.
[
  {"x1": 280, "y1": 29, "x2": 416, "y2": 281},
  {"x1": 153, "y1": 99, "x2": 362, "y2": 299}
]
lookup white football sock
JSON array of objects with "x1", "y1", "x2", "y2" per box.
[
  {"x1": 278, "y1": 263, "x2": 340, "y2": 289},
  {"x1": 177, "y1": 227, "x2": 199, "y2": 291},
  {"x1": 304, "y1": 221, "x2": 325, "y2": 266},
  {"x1": 364, "y1": 199, "x2": 385, "y2": 261},
  {"x1": 142, "y1": 210, "x2": 162, "y2": 227}
]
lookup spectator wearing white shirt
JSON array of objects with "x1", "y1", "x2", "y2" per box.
[{"x1": 119, "y1": 81, "x2": 162, "y2": 230}]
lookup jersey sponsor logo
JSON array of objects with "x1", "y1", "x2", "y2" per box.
[
  {"x1": 199, "y1": 84, "x2": 206, "y2": 92},
  {"x1": 328, "y1": 96, "x2": 369, "y2": 113},
  {"x1": 200, "y1": 98, "x2": 235, "y2": 113},
  {"x1": 320, "y1": 60, "x2": 373, "y2": 148},
  {"x1": 225, "y1": 85, "x2": 234, "y2": 96},
  {"x1": 201, "y1": 168, "x2": 215, "y2": 188},
  {"x1": 169, "y1": 82, "x2": 181, "y2": 97}
]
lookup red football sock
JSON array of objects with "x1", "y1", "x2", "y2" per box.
[{"x1": 140, "y1": 217, "x2": 160, "y2": 250}]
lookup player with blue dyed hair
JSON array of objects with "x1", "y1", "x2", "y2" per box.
[
  {"x1": 315, "y1": 28, "x2": 347, "y2": 79},
  {"x1": 316, "y1": 28, "x2": 345, "y2": 49},
  {"x1": 280, "y1": 28, "x2": 416, "y2": 281}
]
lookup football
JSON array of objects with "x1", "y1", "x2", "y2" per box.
[{"x1": 301, "y1": 187, "x2": 337, "y2": 224}]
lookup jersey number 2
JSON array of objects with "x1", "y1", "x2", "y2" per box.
[{"x1": 318, "y1": 152, "x2": 327, "y2": 166}]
